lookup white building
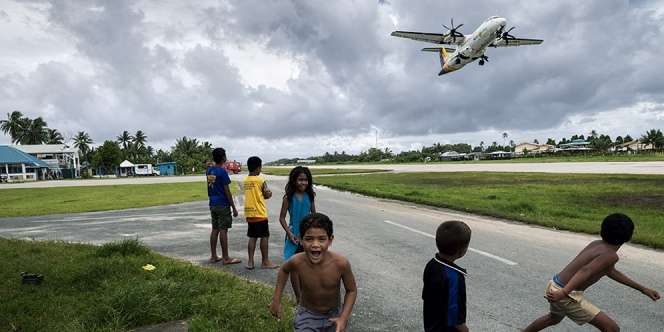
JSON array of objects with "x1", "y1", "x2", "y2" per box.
[
  {"x1": 12, "y1": 144, "x2": 80, "y2": 178},
  {"x1": 0, "y1": 145, "x2": 49, "y2": 182}
]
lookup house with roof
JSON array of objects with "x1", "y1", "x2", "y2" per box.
[
  {"x1": 615, "y1": 140, "x2": 653, "y2": 153},
  {"x1": 12, "y1": 144, "x2": 80, "y2": 178},
  {"x1": 557, "y1": 139, "x2": 591, "y2": 152},
  {"x1": 514, "y1": 142, "x2": 554, "y2": 155},
  {"x1": 0, "y1": 145, "x2": 49, "y2": 182}
]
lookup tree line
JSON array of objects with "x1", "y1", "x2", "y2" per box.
[{"x1": 270, "y1": 129, "x2": 664, "y2": 164}]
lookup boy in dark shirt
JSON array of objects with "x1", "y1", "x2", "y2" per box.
[
  {"x1": 206, "y1": 148, "x2": 240, "y2": 264},
  {"x1": 423, "y1": 220, "x2": 472, "y2": 332}
]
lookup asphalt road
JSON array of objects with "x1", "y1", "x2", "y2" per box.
[{"x1": 1, "y1": 177, "x2": 662, "y2": 331}]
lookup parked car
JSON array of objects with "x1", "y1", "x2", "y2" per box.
[{"x1": 224, "y1": 160, "x2": 242, "y2": 174}]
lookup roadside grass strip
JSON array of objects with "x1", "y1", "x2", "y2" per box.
[
  {"x1": 261, "y1": 167, "x2": 388, "y2": 176},
  {"x1": 0, "y1": 182, "x2": 241, "y2": 218},
  {"x1": 0, "y1": 238, "x2": 294, "y2": 332},
  {"x1": 315, "y1": 172, "x2": 664, "y2": 249}
]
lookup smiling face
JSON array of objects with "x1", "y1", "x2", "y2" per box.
[
  {"x1": 301, "y1": 227, "x2": 333, "y2": 264},
  {"x1": 296, "y1": 172, "x2": 309, "y2": 193}
]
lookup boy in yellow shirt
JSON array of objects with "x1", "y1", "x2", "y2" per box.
[{"x1": 244, "y1": 156, "x2": 278, "y2": 269}]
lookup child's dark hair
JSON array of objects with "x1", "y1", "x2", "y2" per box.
[
  {"x1": 212, "y1": 148, "x2": 226, "y2": 164},
  {"x1": 284, "y1": 166, "x2": 315, "y2": 202},
  {"x1": 436, "y1": 220, "x2": 471, "y2": 256},
  {"x1": 300, "y1": 213, "x2": 333, "y2": 238},
  {"x1": 601, "y1": 213, "x2": 634, "y2": 245},
  {"x1": 247, "y1": 156, "x2": 262, "y2": 173}
]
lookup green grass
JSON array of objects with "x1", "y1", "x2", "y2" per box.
[
  {"x1": 0, "y1": 238, "x2": 294, "y2": 332},
  {"x1": 315, "y1": 172, "x2": 664, "y2": 248},
  {"x1": 0, "y1": 182, "x2": 236, "y2": 218},
  {"x1": 261, "y1": 167, "x2": 388, "y2": 176}
]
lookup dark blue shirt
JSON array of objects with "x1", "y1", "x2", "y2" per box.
[
  {"x1": 206, "y1": 166, "x2": 231, "y2": 207},
  {"x1": 423, "y1": 254, "x2": 467, "y2": 332}
]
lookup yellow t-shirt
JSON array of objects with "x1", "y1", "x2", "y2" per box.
[{"x1": 243, "y1": 175, "x2": 268, "y2": 221}]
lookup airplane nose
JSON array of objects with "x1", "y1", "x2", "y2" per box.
[{"x1": 497, "y1": 18, "x2": 506, "y2": 26}]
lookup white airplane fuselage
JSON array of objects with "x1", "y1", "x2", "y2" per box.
[{"x1": 441, "y1": 16, "x2": 506, "y2": 74}]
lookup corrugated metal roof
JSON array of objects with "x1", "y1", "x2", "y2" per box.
[
  {"x1": 0, "y1": 145, "x2": 49, "y2": 167},
  {"x1": 11, "y1": 144, "x2": 79, "y2": 154}
]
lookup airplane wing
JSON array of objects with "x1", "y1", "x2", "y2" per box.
[
  {"x1": 489, "y1": 37, "x2": 543, "y2": 47},
  {"x1": 391, "y1": 31, "x2": 465, "y2": 45}
]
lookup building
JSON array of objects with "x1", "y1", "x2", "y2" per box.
[
  {"x1": 12, "y1": 144, "x2": 80, "y2": 178},
  {"x1": 297, "y1": 159, "x2": 316, "y2": 164},
  {"x1": 514, "y1": 143, "x2": 555, "y2": 155},
  {"x1": 157, "y1": 162, "x2": 177, "y2": 176},
  {"x1": 118, "y1": 160, "x2": 135, "y2": 177},
  {"x1": 557, "y1": 139, "x2": 591, "y2": 152},
  {"x1": 489, "y1": 150, "x2": 514, "y2": 159},
  {"x1": 0, "y1": 145, "x2": 49, "y2": 182},
  {"x1": 616, "y1": 140, "x2": 653, "y2": 152}
]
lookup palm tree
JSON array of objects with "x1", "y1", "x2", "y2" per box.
[
  {"x1": 73, "y1": 131, "x2": 93, "y2": 160},
  {"x1": 134, "y1": 130, "x2": 147, "y2": 148},
  {"x1": 641, "y1": 129, "x2": 664, "y2": 151},
  {"x1": 19, "y1": 117, "x2": 48, "y2": 144},
  {"x1": 45, "y1": 128, "x2": 64, "y2": 144},
  {"x1": 0, "y1": 111, "x2": 27, "y2": 143},
  {"x1": 116, "y1": 131, "x2": 133, "y2": 150},
  {"x1": 502, "y1": 132, "x2": 508, "y2": 146}
]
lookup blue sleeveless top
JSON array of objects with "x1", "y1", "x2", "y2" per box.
[{"x1": 284, "y1": 193, "x2": 312, "y2": 259}]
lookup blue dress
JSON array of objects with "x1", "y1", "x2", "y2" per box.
[{"x1": 284, "y1": 193, "x2": 312, "y2": 260}]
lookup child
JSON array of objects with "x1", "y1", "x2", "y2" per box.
[
  {"x1": 523, "y1": 213, "x2": 660, "y2": 331},
  {"x1": 243, "y1": 156, "x2": 277, "y2": 269},
  {"x1": 206, "y1": 148, "x2": 240, "y2": 264},
  {"x1": 270, "y1": 213, "x2": 357, "y2": 332},
  {"x1": 423, "y1": 220, "x2": 472, "y2": 332},
  {"x1": 278, "y1": 166, "x2": 316, "y2": 301}
]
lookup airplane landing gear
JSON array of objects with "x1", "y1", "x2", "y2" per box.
[{"x1": 479, "y1": 60, "x2": 485, "y2": 66}]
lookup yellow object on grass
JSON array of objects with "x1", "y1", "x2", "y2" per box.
[{"x1": 142, "y1": 264, "x2": 156, "y2": 271}]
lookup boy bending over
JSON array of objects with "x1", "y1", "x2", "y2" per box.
[
  {"x1": 270, "y1": 213, "x2": 357, "y2": 332},
  {"x1": 523, "y1": 213, "x2": 660, "y2": 331}
]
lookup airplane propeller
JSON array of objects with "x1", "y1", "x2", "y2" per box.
[
  {"x1": 499, "y1": 27, "x2": 517, "y2": 44},
  {"x1": 479, "y1": 55, "x2": 488, "y2": 66},
  {"x1": 442, "y1": 18, "x2": 464, "y2": 43}
]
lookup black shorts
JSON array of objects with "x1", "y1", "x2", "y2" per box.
[{"x1": 247, "y1": 220, "x2": 270, "y2": 238}]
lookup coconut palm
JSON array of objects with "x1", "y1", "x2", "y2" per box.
[
  {"x1": 134, "y1": 130, "x2": 147, "y2": 148},
  {"x1": 19, "y1": 117, "x2": 48, "y2": 144},
  {"x1": 502, "y1": 132, "x2": 508, "y2": 146},
  {"x1": 641, "y1": 129, "x2": 664, "y2": 151},
  {"x1": 45, "y1": 128, "x2": 64, "y2": 144},
  {"x1": 116, "y1": 131, "x2": 133, "y2": 150},
  {"x1": 0, "y1": 111, "x2": 27, "y2": 143},
  {"x1": 73, "y1": 131, "x2": 93, "y2": 160}
]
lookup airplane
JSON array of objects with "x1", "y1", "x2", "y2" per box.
[{"x1": 391, "y1": 16, "x2": 543, "y2": 75}]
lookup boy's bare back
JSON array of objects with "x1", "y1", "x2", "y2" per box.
[
  {"x1": 288, "y1": 251, "x2": 352, "y2": 313},
  {"x1": 556, "y1": 240, "x2": 618, "y2": 291}
]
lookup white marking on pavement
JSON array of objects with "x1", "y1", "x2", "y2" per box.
[{"x1": 383, "y1": 220, "x2": 518, "y2": 266}]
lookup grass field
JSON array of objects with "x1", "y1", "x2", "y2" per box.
[
  {"x1": 315, "y1": 172, "x2": 664, "y2": 248},
  {"x1": 0, "y1": 238, "x2": 293, "y2": 332},
  {"x1": 261, "y1": 167, "x2": 388, "y2": 176},
  {"x1": 0, "y1": 182, "x2": 224, "y2": 218}
]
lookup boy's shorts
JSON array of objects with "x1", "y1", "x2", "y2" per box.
[
  {"x1": 210, "y1": 206, "x2": 232, "y2": 230},
  {"x1": 546, "y1": 280, "x2": 600, "y2": 325},
  {"x1": 247, "y1": 220, "x2": 269, "y2": 238},
  {"x1": 294, "y1": 306, "x2": 339, "y2": 332}
]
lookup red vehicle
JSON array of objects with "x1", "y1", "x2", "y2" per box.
[{"x1": 224, "y1": 160, "x2": 242, "y2": 174}]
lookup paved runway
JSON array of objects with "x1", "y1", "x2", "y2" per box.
[{"x1": 1, "y1": 178, "x2": 662, "y2": 331}]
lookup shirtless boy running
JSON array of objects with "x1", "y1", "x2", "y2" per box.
[
  {"x1": 270, "y1": 213, "x2": 357, "y2": 332},
  {"x1": 523, "y1": 213, "x2": 660, "y2": 331}
]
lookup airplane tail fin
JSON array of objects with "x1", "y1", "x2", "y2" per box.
[{"x1": 421, "y1": 47, "x2": 455, "y2": 75}]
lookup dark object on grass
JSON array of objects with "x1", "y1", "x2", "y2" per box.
[{"x1": 20, "y1": 272, "x2": 44, "y2": 285}]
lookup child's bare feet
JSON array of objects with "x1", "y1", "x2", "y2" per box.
[
  {"x1": 245, "y1": 261, "x2": 255, "y2": 270},
  {"x1": 261, "y1": 260, "x2": 279, "y2": 269},
  {"x1": 222, "y1": 258, "x2": 241, "y2": 265}
]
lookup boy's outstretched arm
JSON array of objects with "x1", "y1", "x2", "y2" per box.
[
  {"x1": 547, "y1": 254, "x2": 618, "y2": 301},
  {"x1": 330, "y1": 258, "x2": 357, "y2": 332},
  {"x1": 269, "y1": 259, "x2": 294, "y2": 319},
  {"x1": 608, "y1": 268, "x2": 660, "y2": 301},
  {"x1": 223, "y1": 184, "x2": 238, "y2": 217}
]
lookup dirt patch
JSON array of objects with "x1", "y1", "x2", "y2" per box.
[{"x1": 602, "y1": 194, "x2": 664, "y2": 208}]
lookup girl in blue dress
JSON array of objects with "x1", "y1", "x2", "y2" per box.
[{"x1": 278, "y1": 166, "x2": 316, "y2": 301}]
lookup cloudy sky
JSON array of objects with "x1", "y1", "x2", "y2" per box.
[{"x1": 2, "y1": 0, "x2": 664, "y2": 161}]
